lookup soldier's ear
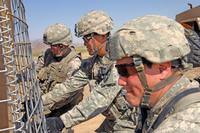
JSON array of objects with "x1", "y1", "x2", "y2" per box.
[{"x1": 159, "y1": 62, "x2": 172, "y2": 80}]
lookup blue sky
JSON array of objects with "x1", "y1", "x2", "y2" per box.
[{"x1": 24, "y1": 0, "x2": 199, "y2": 43}]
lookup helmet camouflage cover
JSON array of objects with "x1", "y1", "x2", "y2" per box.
[
  {"x1": 43, "y1": 23, "x2": 72, "y2": 46},
  {"x1": 108, "y1": 15, "x2": 191, "y2": 63},
  {"x1": 75, "y1": 10, "x2": 113, "y2": 37}
]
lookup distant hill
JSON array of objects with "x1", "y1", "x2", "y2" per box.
[
  {"x1": 31, "y1": 39, "x2": 48, "y2": 57},
  {"x1": 31, "y1": 39, "x2": 47, "y2": 49}
]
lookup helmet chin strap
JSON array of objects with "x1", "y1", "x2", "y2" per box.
[
  {"x1": 132, "y1": 56, "x2": 152, "y2": 108},
  {"x1": 91, "y1": 34, "x2": 108, "y2": 56},
  {"x1": 132, "y1": 56, "x2": 183, "y2": 108}
]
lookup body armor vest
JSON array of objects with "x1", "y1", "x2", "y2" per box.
[{"x1": 38, "y1": 47, "x2": 80, "y2": 94}]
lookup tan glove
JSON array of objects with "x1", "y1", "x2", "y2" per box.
[{"x1": 37, "y1": 67, "x2": 49, "y2": 81}]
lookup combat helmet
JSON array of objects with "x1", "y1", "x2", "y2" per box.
[
  {"x1": 109, "y1": 15, "x2": 190, "y2": 63},
  {"x1": 75, "y1": 10, "x2": 113, "y2": 37},
  {"x1": 108, "y1": 15, "x2": 191, "y2": 107},
  {"x1": 43, "y1": 23, "x2": 72, "y2": 46}
]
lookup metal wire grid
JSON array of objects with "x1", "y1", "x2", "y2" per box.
[{"x1": 0, "y1": 0, "x2": 46, "y2": 132}]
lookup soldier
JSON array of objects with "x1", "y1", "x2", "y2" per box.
[
  {"x1": 44, "y1": 10, "x2": 138, "y2": 132},
  {"x1": 107, "y1": 15, "x2": 200, "y2": 132},
  {"x1": 37, "y1": 23, "x2": 83, "y2": 116}
]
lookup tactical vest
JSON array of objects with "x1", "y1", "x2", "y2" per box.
[
  {"x1": 81, "y1": 55, "x2": 113, "y2": 84},
  {"x1": 38, "y1": 47, "x2": 80, "y2": 94},
  {"x1": 81, "y1": 55, "x2": 135, "y2": 122}
]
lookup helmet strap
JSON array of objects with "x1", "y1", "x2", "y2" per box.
[
  {"x1": 132, "y1": 56, "x2": 152, "y2": 108},
  {"x1": 151, "y1": 71, "x2": 183, "y2": 92},
  {"x1": 132, "y1": 56, "x2": 183, "y2": 108},
  {"x1": 90, "y1": 36, "x2": 99, "y2": 54},
  {"x1": 60, "y1": 46, "x2": 71, "y2": 57},
  {"x1": 91, "y1": 33, "x2": 109, "y2": 56}
]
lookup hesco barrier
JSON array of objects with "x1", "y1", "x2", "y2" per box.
[{"x1": 0, "y1": 0, "x2": 46, "y2": 132}]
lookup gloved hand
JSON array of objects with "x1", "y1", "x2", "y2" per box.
[
  {"x1": 46, "y1": 117, "x2": 65, "y2": 133},
  {"x1": 37, "y1": 67, "x2": 49, "y2": 81}
]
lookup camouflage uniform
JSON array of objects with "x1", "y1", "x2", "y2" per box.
[
  {"x1": 37, "y1": 23, "x2": 83, "y2": 116},
  {"x1": 145, "y1": 76, "x2": 200, "y2": 133},
  {"x1": 43, "y1": 11, "x2": 138, "y2": 132},
  {"x1": 107, "y1": 15, "x2": 200, "y2": 133}
]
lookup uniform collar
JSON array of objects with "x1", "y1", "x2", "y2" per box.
[{"x1": 151, "y1": 76, "x2": 191, "y2": 114}]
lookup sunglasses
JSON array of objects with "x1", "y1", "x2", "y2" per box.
[
  {"x1": 51, "y1": 44, "x2": 64, "y2": 48},
  {"x1": 115, "y1": 63, "x2": 135, "y2": 77},
  {"x1": 83, "y1": 33, "x2": 95, "y2": 42}
]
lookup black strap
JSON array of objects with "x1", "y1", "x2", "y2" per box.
[{"x1": 150, "y1": 87, "x2": 200, "y2": 131}]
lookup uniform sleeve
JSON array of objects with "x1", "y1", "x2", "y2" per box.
[
  {"x1": 153, "y1": 103, "x2": 200, "y2": 133},
  {"x1": 42, "y1": 68, "x2": 89, "y2": 113},
  {"x1": 60, "y1": 66, "x2": 121, "y2": 128}
]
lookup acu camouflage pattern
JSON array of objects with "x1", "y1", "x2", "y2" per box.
[
  {"x1": 107, "y1": 15, "x2": 200, "y2": 132},
  {"x1": 63, "y1": 55, "x2": 138, "y2": 132},
  {"x1": 42, "y1": 55, "x2": 138, "y2": 132},
  {"x1": 75, "y1": 10, "x2": 113, "y2": 37},
  {"x1": 43, "y1": 23, "x2": 72, "y2": 46},
  {"x1": 108, "y1": 15, "x2": 191, "y2": 63},
  {"x1": 142, "y1": 76, "x2": 200, "y2": 133},
  {"x1": 37, "y1": 46, "x2": 83, "y2": 115},
  {"x1": 37, "y1": 47, "x2": 80, "y2": 94}
]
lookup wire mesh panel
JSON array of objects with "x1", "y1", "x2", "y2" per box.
[{"x1": 0, "y1": 0, "x2": 46, "y2": 132}]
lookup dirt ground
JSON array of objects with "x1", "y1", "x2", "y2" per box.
[{"x1": 73, "y1": 114, "x2": 105, "y2": 133}]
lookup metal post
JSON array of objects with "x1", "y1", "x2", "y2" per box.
[
  {"x1": 0, "y1": 46, "x2": 9, "y2": 133},
  {"x1": 0, "y1": 0, "x2": 10, "y2": 132}
]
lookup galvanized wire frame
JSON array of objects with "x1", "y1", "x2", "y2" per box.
[{"x1": 0, "y1": 0, "x2": 46, "y2": 132}]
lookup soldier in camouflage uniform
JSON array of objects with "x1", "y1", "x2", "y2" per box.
[
  {"x1": 44, "y1": 10, "x2": 138, "y2": 133},
  {"x1": 107, "y1": 15, "x2": 200, "y2": 132},
  {"x1": 37, "y1": 23, "x2": 83, "y2": 116}
]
